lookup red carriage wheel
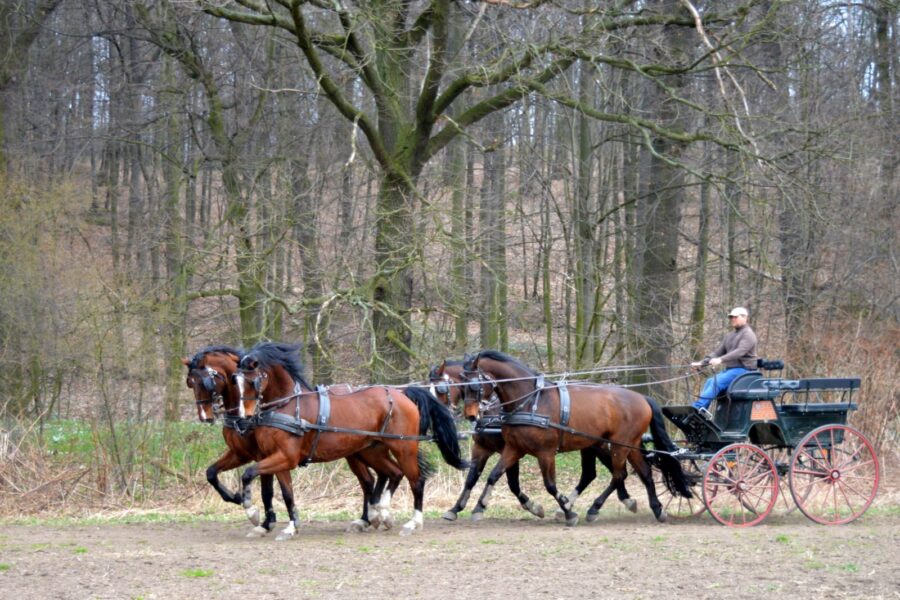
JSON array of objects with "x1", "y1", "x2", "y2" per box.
[
  {"x1": 768, "y1": 447, "x2": 803, "y2": 515},
  {"x1": 653, "y1": 456, "x2": 707, "y2": 519},
  {"x1": 703, "y1": 443, "x2": 779, "y2": 527},
  {"x1": 789, "y1": 424, "x2": 879, "y2": 525}
]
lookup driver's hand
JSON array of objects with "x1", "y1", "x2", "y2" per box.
[
  {"x1": 709, "y1": 357, "x2": 722, "y2": 367},
  {"x1": 690, "y1": 361, "x2": 703, "y2": 369}
]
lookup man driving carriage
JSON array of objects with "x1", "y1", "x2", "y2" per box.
[{"x1": 690, "y1": 306, "x2": 759, "y2": 414}]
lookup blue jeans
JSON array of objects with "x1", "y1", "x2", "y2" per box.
[{"x1": 692, "y1": 367, "x2": 749, "y2": 409}]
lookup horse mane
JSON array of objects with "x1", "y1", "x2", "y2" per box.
[
  {"x1": 429, "y1": 359, "x2": 465, "y2": 380},
  {"x1": 475, "y1": 350, "x2": 540, "y2": 376},
  {"x1": 188, "y1": 345, "x2": 243, "y2": 370},
  {"x1": 245, "y1": 341, "x2": 314, "y2": 390}
]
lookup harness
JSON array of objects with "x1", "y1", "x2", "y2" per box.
[
  {"x1": 255, "y1": 385, "x2": 431, "y2": 466},
  {"x1": 477, "y1": 371, "x2": 672, "y2": 457}
]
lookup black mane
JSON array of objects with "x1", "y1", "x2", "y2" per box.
[
  {"x1": 429, "y1": 359, "x2": 465, "y2": 380},
  {"x1": 243, "y1": 341, "x2": 314, "y2": 390},
  {"x1": 474, "y1": 350, "x2": 539, "y2": 376},
  {"x1": 188, "y1": 345, "x2": 243, "y2": 370}
]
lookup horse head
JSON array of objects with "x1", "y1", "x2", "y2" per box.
[
  {"x1": 463, "y1": 350, "x2": 540, "y2": 417},
  {"x1": 236, "y1": 341, "x2": 312, "y2": 417},
  {"x1": 183, "y1": 346, "x2": 243, "y2": 423}
]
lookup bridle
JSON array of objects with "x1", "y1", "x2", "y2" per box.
[
  {"x1": 188, "y1": 366, "x2": 227, "y2": 418},
  {"x1": 234, "y1": 367, "x2": 268, "y2": 418},
  {"x1": 459, "y1": 366, "x2": 498, "y2": 419}
]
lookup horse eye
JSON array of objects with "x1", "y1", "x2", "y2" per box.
[{"x1": 230, "y1": 373, "x2": 238, "y2": 384}]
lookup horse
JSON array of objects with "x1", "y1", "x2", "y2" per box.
[
  {"x1": 182, "y1": 345, "x2": 286, "y2": 537},
  {"x1": 430, "y1": 359, "x2": 637, "y2": 521},
  {"x1": 235, "y1": 341, "x2": 468, "y2": 538},
  {"x1": 459, "y1": 350, "x2": 692, "y2": 525},
  {"x1": 183, "y1": 344, "x2": 404, "y2": 537}
]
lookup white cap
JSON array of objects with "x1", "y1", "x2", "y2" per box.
[{"x1": 728, "y1": 306, "x2": 749, "y2": 317}]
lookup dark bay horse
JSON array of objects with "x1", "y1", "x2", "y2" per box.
[
  {"x1": 183, "y1": 345, "x2": 287, "y2": 537},
  {"x1": 430, "y1": 359, "x2": 637, "y2": 521},
  {"x1": 460, "y1": 351, "x2": 692, "y2": 525},
  {"x1": 184, "y1": 345, "x2": 404, "y2": 537},
  {"x1": 236, "y1": 342, "x2": 468, "y2": 538}
]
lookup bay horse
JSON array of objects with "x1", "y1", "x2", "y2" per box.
[
  {"x1": 183, "y1": 345, "x2": 286, "y2": 536},
  {"x1": 460, "y1": 350, "x2": 692, "y2": 525},
  {"x1": 183, "y1": 345, "x2": 404, "y2": 537},
  {"x1": 430, "y1": 359, "x2": 637, "y2": 521},
  {"x1": 236, "y1": 342, "x2": 468, "y2": 538}
]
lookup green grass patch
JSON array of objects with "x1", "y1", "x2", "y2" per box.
[
  {"x1": 840, "y1": 563, "x2": 859, "y2": 573},
  {"x1": 181, "y1": 568, "x2": 214, "y2": 578},
  {"x1": 72, "y1": 546, "x2": 87, "y2": 554},
  {"x1": 774, "y1": 534, "x2": 790, "y2": 544},
  {"x1": 0, "y1": 563, "x2": 11, "y2": 572}
]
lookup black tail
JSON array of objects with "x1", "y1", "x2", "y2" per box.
[
  {"x1": 645, "y1": 396, "x2": 693, "y2": 499},
  {"x1": 405, "y1": 386, "x2": 469, "y2": 470}
]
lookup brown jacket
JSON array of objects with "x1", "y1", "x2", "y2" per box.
[{"x1": 704, "y1": 325, "x2": 758, "y2": 370}]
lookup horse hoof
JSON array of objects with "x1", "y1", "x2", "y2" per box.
[
  {"x1": 623, "y1": 498, "x2": 638, "y2": 513},
  {"x1": 399, "y1": 522, "x2": 419, "y2": 537},
  {"x1": 656, "y1": 510, "x2": 668, "y2": 523},
  {"x1": 470, "y1": 511, "x2": 484, "y2": 522},
  {"x1": 585, "y1": 511, "x2": 599, "y2": 523},
  {"x1": 565, "y1": 514, "x2": 579, "y2": 527},
  {"x1": 442, "y1": 511, "x2": 459, "y2": 522},
  {"x1": 524, "y1": 501, "x2": 545, "y2": 519},
  {"x1": 381, "y1": 514, "x2": 395, "y2": 530},
  {"x1": 347, "y1": 519, "x2": 370, "y2": 533},
  {"x1": 245, "y1": 505, "x2": 260, "y2": 527},
  {"x1": 275, "y1": 523, "x2": 297, "y2": 541},
  {"x1": 245, "y1": 525, "x2": 269, "y2": 538}
]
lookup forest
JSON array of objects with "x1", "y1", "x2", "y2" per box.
[{"x1": 0, "y1": 0, "x2": 896, "y2": 505}]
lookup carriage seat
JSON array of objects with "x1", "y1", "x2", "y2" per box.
[{"x1": 711, "y1": 371, "x2": 779, "y2": 431}]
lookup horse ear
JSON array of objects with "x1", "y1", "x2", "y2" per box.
[{"x1": 181, "y1": 357, "x2": 191, "y2": 367}]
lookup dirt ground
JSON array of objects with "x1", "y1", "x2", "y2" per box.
[{"x1": 1, "y1": 506, "x2": 897, "y2": 600}]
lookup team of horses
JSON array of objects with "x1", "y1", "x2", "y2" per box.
[{"x1": 184, "y1": 344, "x2": 692, "y2": 540}]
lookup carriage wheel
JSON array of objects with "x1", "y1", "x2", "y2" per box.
[
  {"x1": 767, "y1": 447, "x2": 803, "y2": 515},
  {"x1": 789, "y1": 424, "x2": 879, "y2": 525},
  {"x1": 703, "y1": 443, "x2": 778, "y2": 527},
  {"x1": 653, "y1": 457, "x2": 707, "y2": 519}
]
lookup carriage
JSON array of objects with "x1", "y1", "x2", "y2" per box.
[{"x1": 653, "y1": 359, "x2": 880, "y2": 527}]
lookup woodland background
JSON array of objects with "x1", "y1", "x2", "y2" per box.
[{"x1": 0, "y1": 0, "x2": 896, "y2": 509}]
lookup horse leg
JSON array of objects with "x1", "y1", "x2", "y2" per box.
[
  {"x1": 536, "y1": 451, "x2": 578, "y2": 527},
  {"x1": 243, "y1": 473, "x2": 278, "y2": 538},
  {"x1": 586, "y1": 448, "x2": 631, "y2": 522},
  {"x1": 555, "y1": 448, "x2": 597, "y2": 521},
  {"x1": 358, "y1": 445, "x2": 404, "y2": 530},
  {"x1": 206, "y1": 449, "x2": 247, "y2": 505},
  {"x1": 594, "y1": 446, "x2": 638, "y2": 514},
  {"x1": 471, "y1": 445, "x2": 525, "y2": 520},
  {"x1": 506, "y1": 460, "x2": 545, "y2": 518},
  {"x1": 629, "y1": 451, "x2": 667, "y2": 523},
  {"x1": 273, "y1": 470, "x2": 301, "y2": 540},
  {"x1": 443, "y1": 444, "x2": 492, "y2": 521},
  {"x1": 344, "y1": 455, "x2": 375, "y2": 533},
  {"x1": 390, "y1": 442, "x2": 425, "y2": 537},
  {"x1": 240, "y1": 453, "x2": 294, "y2": 535}
]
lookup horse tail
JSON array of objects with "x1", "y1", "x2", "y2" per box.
[
  {"x1": 405, "y1": 386, "x2": 469, "y2": 470},
  {"x1": 645, "y1": 396, "x2": 693, "y2": 499}
]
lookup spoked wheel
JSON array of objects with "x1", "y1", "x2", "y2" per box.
[
  {"x1": 767, "y1": 447, "x2": 803, "y2": 516},
  {"x1": 653, "y1": 456, "x2": 707, "y2": 519},
  {"x1": 789, "y1": 424, "x2": 879, "y2": 525},
  {"x1": 703, "y1": 443, "x2": 779, "y2": 527}
]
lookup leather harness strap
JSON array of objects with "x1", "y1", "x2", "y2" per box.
[{"x1": 300, "y1": 385, "x2": 331, "y2": 466}]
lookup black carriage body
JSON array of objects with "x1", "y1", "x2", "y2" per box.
[{"x1": 662, "y1": 371, "x2": 861, "y2": 455}]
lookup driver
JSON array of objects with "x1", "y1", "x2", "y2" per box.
[{"x1": 691, "y1": 306, "x2": 759, "y2": 414}]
